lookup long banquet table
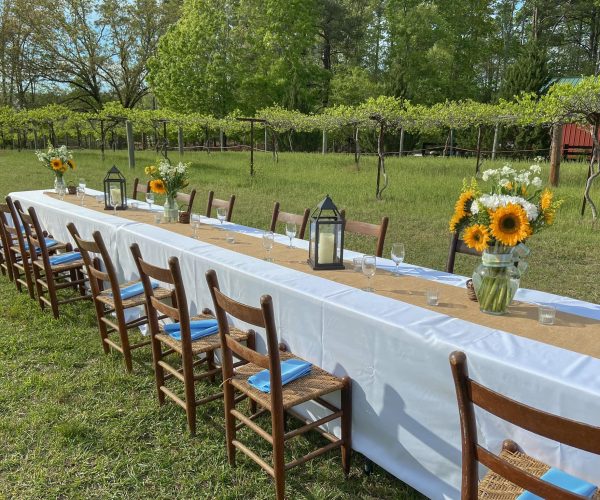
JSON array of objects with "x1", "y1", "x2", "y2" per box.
[{"x1": 12, "y1": 189, "x2": 600, "y2": 499}]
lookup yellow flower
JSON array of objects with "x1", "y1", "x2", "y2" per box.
[
  {"x1": 504, "y1": 182, "x2": 513, "y2": 190},
  {"x1": 540, "y1": 189, "x2": 553, "y2": 211},
  {"x1": 50, "y1": 158, "x2": 63, "y2": 171},
  {"x1": 145, "y1": 165, "x2": 157, "y2": 175},
  {"x1": 67, "y1": 159, "x2": 76, "y2": 170},
  {"x1": 463, "y1": 224, "x2": 490, "y2": 252},
  {"x1": 149, "y1": 179, "x2": 166, "y2": 194},
  {"x1": 544, "y1": 209, "x2": 556, "y2": 225},
  {"x1": 489, "y1": 204, "x2": 530, "y2": 246},
  {"x1": 449, "y1": 212, "x2": 464, "y2": 232},
  {"x1": 454, "y1": 190, "x2": 475, "y2": 217}
]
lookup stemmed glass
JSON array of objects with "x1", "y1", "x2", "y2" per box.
[
  {"x1": 262, "y1": 231, "x2": 274, "y2": 262},
  {"x1": 76, "y1": 186, "x2": 85, "y2": 206},
  {"x1": 217, "y1": 207, "x2": 227, "y2": 225},
  {"x1": 110, "y1": 190, "x2": 121, "y2": 216},
  {"x1": 145, "y1": 192, "x2": 155, "y2": 211},
  {"x1": 362, "y1": 255, "x2": 376, "y2": 292},
  {"x1": 285, "y1": 222, "x2": 297, "y2": 248},
  {"x1": 78, "y1": 178, "x2": 86, "y2": 190},
  {"x1": 391, "y1": 243, "x2": 405, "y2": 275}
]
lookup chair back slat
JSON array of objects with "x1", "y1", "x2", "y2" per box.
[
  {"x1": 67, "y1": 224, "x2": 113, "y2": 293},
  {"x1": 5, "y1": 197, "x2": 29, "y2": 256},
  {"x1": 24, "y1": 207, "x2": 52, "y2": 267},
  {"x1": 470, "y1": 380, "x2": 600, "y2": 455},
  {"x1": 340, "y1": 210, "x2": 389, "y2": 257},
  {"x1": 450, "y1": 350, "x2": 600, "y2": 499},
  {"x1": 270, "y1": 202, "x2": 310, "y2": 239},
  {"x1": 136, "y1": 258, "x2": 175, "y2": 285},
  {"x1": 175, "y1": 189, "x2": 197, "y2": 217},
  {"x1": 476, "y1": 446, "x2": 585, "y2": 500},
  {"x1": 151, "y1": 296, "x2": 180, "y2": 321},
  {"x1": 206, "y1": 191, "x2": 235, "y2": 221},
  {"x1": 132, "y1": 178, "x2": 150, "y2": 200},
  {"x1": 446, "y1": 231, "x2": 481, "y2": 274}
]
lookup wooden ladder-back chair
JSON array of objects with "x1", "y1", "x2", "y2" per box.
[
  {"x1": 269, "y1": 202, "x2": 310, "y2": 240},
  {"x1": 206, "y1": 269, "x2": 352, "y2": 500},
  {"x1": 446, "y1": 231, "x2": 482, "y2": 274},
  {"x1": 130, "y1": 243, "x2": 255, "y2": 435},
  {"x1": 206, "y1": 191, "x2": 235, "y2": 222},
  {"x1": 175, "y1": 189, "x2": 197, "y2": 217},
  {"x1": 67, "y1": 223, "x2": 173, "y2": 372},
  {"x1": 132, "y1": 178, "x2": 151, "y2": 201},
  {"x1": 340, "y1": 210, "x2": 389, "y2": 258},
  {"x1": 449, "y1": 351, "x2": 600, "y2": 500},
  {"x1": 6, "y1": 197, "x2": 70, "y2": 299},
  {"x1": 20, "y1": 206, "x2": 90, "y2": 318},
  {"x1": 0, "y1": 204, "x2": 15, "y2": 281}
]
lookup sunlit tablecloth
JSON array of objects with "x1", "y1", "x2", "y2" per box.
[{"x1": 12, "y1": 189, "x2": 600, "y2": 499}]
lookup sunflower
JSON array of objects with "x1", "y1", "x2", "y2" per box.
[
  {"x1": 67, "y1": 159, "x2": 76, "y2": 170},
  {"x1": 544, "y1": 209, "x2": 556, "y2": 225},
  {"x1": 50, "y1": 158, "x2": 63, "y2": 171},
  {"x1": 149, "y1": 179, "x2": 166, "y2": 194},
  {"x1": 463, "y1": 224, "x2": 490, "y2": 252},
  {"x1": 489, "y1": 203, "x2": 530, "y2": 246},
  {"x1": 449, "y1": 212, "x2": 464, "y2": 232},
  {"x1": 454, "y1": 190, "x2": 475, "y2": 217},
  {"x1": 540, "y1": 189, "x2": 553, "y2": 211},
  {"x1": 145, "y1": 165, "x2": 157, "y2": 175}
]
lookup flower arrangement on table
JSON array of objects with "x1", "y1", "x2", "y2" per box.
[
  {"x1": 35, "y1": 144, "x2": 76, "y2": 188},
  {"x1": 145, "y1": 159, "x2": 189, "y2": 219},
  {"x1": 449, "y1": 159, "x2": 562, "y2": 314}
]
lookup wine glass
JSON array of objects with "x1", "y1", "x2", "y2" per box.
[
  {"x1": 110, "y1": 190, "x2": 121, "y2": 216},
  {"x1": 391, "y1": 243, "x2": 405, "y2": 275},
  {"x1": 217, "y1": 207, "x2": 227, "y2": 225},
  {"x1": 362, "y1": 255, "x2": 376, "y2": 292},
  {"x1": 145, "y1": 192, "x2": 155, "y2": 211},
  {"x1": 262, "y1": 231, "x2": 274, "y2": 262},
  {"x1": 78, "y1": 178, "x2": 86, "y2": 190},
  {"x1": 285, "y1": 222, "x2": 297, "y2": 248},
  {"x1": 76, "y1": 186, "x2": 85, "y2": 206}
]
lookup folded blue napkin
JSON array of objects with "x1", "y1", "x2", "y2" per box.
[
  {"x1": 23, "y1": 238, "x2": 58, "y2": 251},
  {"x1": 48, "y1": 251, "x2": 82, "y2": 265},
  {"x1": 164, "y1": 319, "x2": 219, "y2": 341},
  {"x1": 517, "y1": 467, "x2": 598, "y2": 500},
  {"x1": 109, "y1": 280, "x2": 159, "y2": 300},
  {"x1": 248, "y1": 359, "x2": 312, "y2": 393}
]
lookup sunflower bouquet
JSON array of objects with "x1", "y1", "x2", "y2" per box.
[
  {"x1": 449, "y1": 160, "x2": 562, "y2": 314},
  {"x1": 145, "y1": 159, "x2": 189, "y2": 198},
  {"x1": 35, "y1": 144, "x2": 76, "y2": 179}
]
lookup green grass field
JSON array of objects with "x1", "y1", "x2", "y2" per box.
[{"x1": 0, "y1": 149, "x2": 597, "y2": 499}]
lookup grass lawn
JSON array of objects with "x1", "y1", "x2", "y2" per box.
[{"x1": 0, "y1": 148, "x2": 597, "y2": 498}]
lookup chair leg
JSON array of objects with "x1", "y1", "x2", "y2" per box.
[
  {"x1": 116, "y1": 312, "x2": 133, "y2": 372},
  {"x1": 182, "y1": 349, "x2": 197, "y2": 436},
  {"x1": 33, "y1": 266, "x2": 45, "y2": 311},
  {"x1": 151, "y1": 337, "x2": 166, "y2": 406},
  {"x1": 47, "y1": 273, "x2": 60, "y2": 319},
  {"x1": 246, "y1": 331, "x2": 258, "y2": 415},
  {"x1": 206, "y1": 350, "x2": 216, "y2": 383},
  {"x1": 272, "y1": 410, "x2": 286, "y2": 500},
  {"x1": 341, "y1": 376, "x2": 352, "y2": 477},
  {"x1": 224, "y1": 382, "x2": 237, "y2": 466}
]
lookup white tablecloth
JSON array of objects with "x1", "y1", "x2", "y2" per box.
[{"x1": 12, "y1": 190, "x2": 600, "y2": 499}]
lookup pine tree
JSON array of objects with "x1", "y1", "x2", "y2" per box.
[{"x1": 500, "y1": 41, "x2": 549, "y2": 100}]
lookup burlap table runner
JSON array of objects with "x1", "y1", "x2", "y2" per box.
[{"x1": 47, "y1": 193, "x2": 600, "y2": 359}]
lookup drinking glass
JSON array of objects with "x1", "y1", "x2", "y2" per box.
[
  {"x1": 78, "y1": 178, "x2": 86, "y2": 190},
  {"x1": 111, "y1": 191, "x2": 120, "y2": 216},
  {"x1": 57, "y1": 184, "x2": 66, "y2": 201},
  {"x1": 362, "y1": 255, "x2": 376, "y2": 292},
  {"x1": 191, "y1": 214, "x2": 201, "y2": 238},
  {"x1": 217, "y1": 207, "x2": 227, "y2": 225},
  {"x1": 145, "y1": 192, "x2": 155, "y2": 211},
  {"x1": 538, "y1": 305, "x2": 556, "y2": 325},
  {"x1": 262, "y1": 231, "x2": 274, "y2": 262},
  {"x1": 391, "y1": 243, "x2": 405, "y2": 275},
  {"x1": 76, "y1": 186, "x2": 85, "y2": 206},
  {"x1": 426, "y1": 288, "x2": 439, "y2": 306},
  {"x1": 285, "y1": 222, "x2": 297, "y2": 248}
]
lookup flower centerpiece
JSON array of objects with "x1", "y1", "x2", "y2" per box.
[
  {"x1": 449, "y1": 159, "x2": 562, "y2": 315},
  {"x1": 146, "y1": 159, "x2": 189, "y2": 221},
  {"x1": 35, "y1": 144, "x2": 76, "y2": 192}
]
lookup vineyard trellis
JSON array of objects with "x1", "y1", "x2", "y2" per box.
[{"x1": 1, "y1": 77, "x2": 600, "y2": 217}]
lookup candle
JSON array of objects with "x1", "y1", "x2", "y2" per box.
[
  {"x1": 110, "y1": 187, "x2": 122, "y2": 206},
  {"x1": 318, "y1": 232, "x2": 335, "y2": 264}
]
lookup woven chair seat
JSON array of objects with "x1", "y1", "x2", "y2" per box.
[
  {"x1": 33, "y1": 257, "x2": 84, "y2": 274},
  {"x1": 231, "y1": 351, "x2": 345, "y2": 410},
  {"x1": 10, "y1": 241, "x2": 69, "y2": 256},
  {"x1": 156, "y1": 314, "x2": 250, "y2": 354},
  {"x1": 96, "y1": 280, "x2": 172, "y2": 309},
  {"x1": 478, "y1": 448, "x2": 600, "y2": 499}
]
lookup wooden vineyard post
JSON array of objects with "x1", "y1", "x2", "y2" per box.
[
  {"x1": 492, "y1": 123, "x2": 500, "y2": 160},
  {"x1": 475, "y1": 125, "x2": 483, "y2": 174},
  {"x1": 178, "y1": 126, "x2": 184, "y2": 157},
  {"x1": 549, "y1": 123, "x2": 562, "y2": 187},
  {"x1": 236, "y1": 117, "x2": 266, "y2": 176},
  {"x1": 126, "y1": 120, "x2": 135, "y2": 168}
]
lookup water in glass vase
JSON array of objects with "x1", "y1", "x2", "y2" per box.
[{"x1": 472, "y1": 249, "x2": 520, "y2": 315}]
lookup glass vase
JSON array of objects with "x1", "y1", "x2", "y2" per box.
[
  {"x1": 164, "y1": 194, "x2": 178, "y2": 222},
  {"x1": 472, "y1": 248, "x2": 520, "y2": 315},
  {"x1": 54, "y1": 175, "x2": 66, "y2": 193}
]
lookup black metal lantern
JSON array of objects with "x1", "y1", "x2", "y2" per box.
[
  {"x1": 103, "y1": 166, "x2": 127, "y2": 210},
  {"x1": 308, "y1": 195, "x2": 345, "y2": 270}
]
